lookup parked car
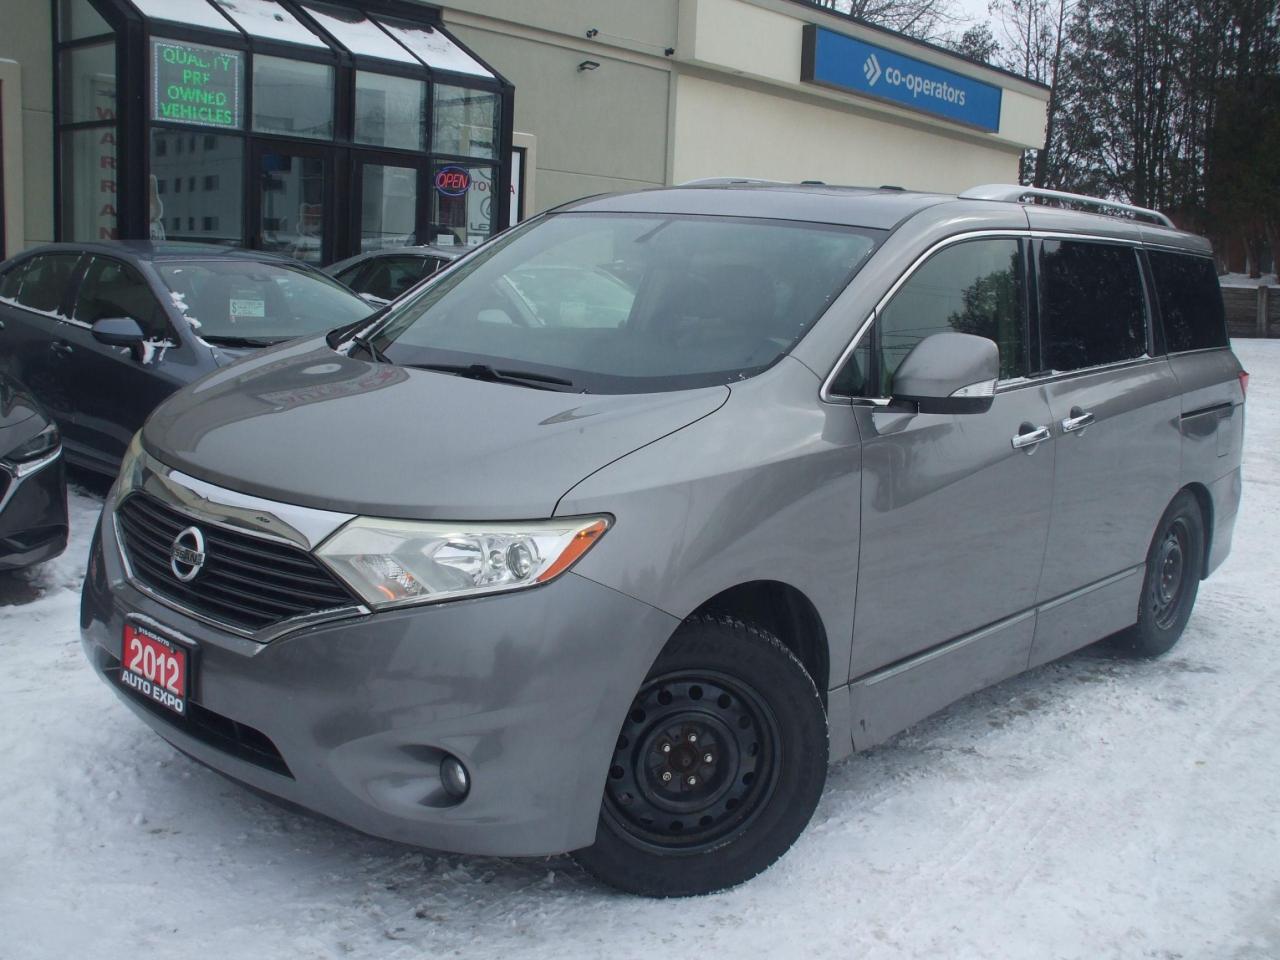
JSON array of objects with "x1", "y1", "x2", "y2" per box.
[
  {"x1": 0, "y1": 242, "x2": 374, "y2": 476},
  {"x1": 325, "y1": 245, "x2": 461, "y2": 305},
  {"x1": 0, "y1": 371, "x2": 67, "y2": 571},
  {"x1": 80, "y1": 183, "x2": 1245, "y2": 897}
]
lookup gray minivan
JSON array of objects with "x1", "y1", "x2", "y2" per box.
[{"x1": 81, "y1": 182, "x2": 1246, "y2": 897}]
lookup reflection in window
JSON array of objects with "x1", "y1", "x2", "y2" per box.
[
  {"x1": 360, "y1": 164, "x2": 418, "y2": 251},
  {"x1": 429, "y1": 164, "x2": 494, "y2": 247},
  {"x1": 61, "y1": 128, "x2": 117, "y2": 242},
  {"x1": 130, "y1": 0, "x2": 237, "y2": 31},
  {"x1": 432, "y1": 84, "x2": 498, "y2": 159},
  {"x1": 58, "y1": 0, "x2": 110, "y2": 41},
  {"x1": 150, "y1": 130, "x2": 242, "y2": 243},
  {"x1": 1039, "y1": 240, "x2": 1147, "y2": 372},
  {"x1": 74, "y1": 257, "x2": 170, "y2": 338},
  {"x1": 876, "y1": 239, "x2": 1026, "y2": 394},
  {"x1": 253, "y1": 56, "x2": 334, "y2": 138},
  {"x1": 60, "y1": 42, "x2": 116, "y2": 124},
  {"x1": 354, "y1": 72, "x2": 425, "y2": 151},
  {"x1": 259, "y1": 153, "x2": 326, "y2": 263}
]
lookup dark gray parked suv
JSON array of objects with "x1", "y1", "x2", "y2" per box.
[{"x1": 80, "y1": 182, "x2": 1245, "y2": 897}]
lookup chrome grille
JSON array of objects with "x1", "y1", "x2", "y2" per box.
[{"x1": 115, "y1": 493, "x2": 359, "y2": 632}]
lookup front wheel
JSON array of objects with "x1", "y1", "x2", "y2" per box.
[
  {"x1": 1118, "y1": 490, "x2": 1206, "y2": 658},
  {"x1": 573, "y1": 615, "x2": 828, "y2": 897}
]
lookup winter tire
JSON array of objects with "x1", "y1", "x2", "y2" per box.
[
  {"x1": 1118, "y1": 490, "x2": 1206, "y2": 658},
  {"x1": 573, "y1": 614, "x2": 828, "y2": 897}
]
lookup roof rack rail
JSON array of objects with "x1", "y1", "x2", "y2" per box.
[
  {"x1": 958, "y1": 184, "x2": 1175, "y2": 229},
  {"x1": 678, "y1": 177, "x2": 789, "y2": 186}
]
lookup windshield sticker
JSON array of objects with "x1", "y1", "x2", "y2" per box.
[{"x1": 229, "y1": 299, "x2": 266, "y2": 318}]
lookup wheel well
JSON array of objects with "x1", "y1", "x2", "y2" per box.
[
  {"x1": 690, "y1": 581, "x2": 830, "y2": 702},
  {"x1": 1183, "y1": 482, "x2": 1214, "y2": 578}
]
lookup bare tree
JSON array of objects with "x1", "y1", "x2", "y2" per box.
[{"x1": 804, "y1": 0, "x2": 962, "y2": 41}]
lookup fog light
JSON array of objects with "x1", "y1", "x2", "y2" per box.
[{"x1": 440, "y1": 755, "x2": 470, "y2": 800}]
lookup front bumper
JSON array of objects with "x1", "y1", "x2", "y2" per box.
[
  {"x1": 81, "y1": 510, "x2": 679, "y2": 857},
  {"x1": 0, "y1": 451, "x2": 68, "y2": 571}
]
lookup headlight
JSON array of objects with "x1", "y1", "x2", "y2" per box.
[
  {"x1": 316, "y1": 515, "x2": 611, "y2": 609},
  {"x1": 112, "y1": 430, "x2": 145, "y2": 497},
  {"x1": 6, "y1": 423, "x2": 60, "y2": 475}
]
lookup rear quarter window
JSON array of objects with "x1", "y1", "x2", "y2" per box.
[{"x1": 1147, "y1": 251, "x2": 1227, "y2": 352}]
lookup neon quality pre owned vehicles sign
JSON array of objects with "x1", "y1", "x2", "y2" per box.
[{"x1": 801, "y1": 26, "x2": 1003, "y2": 132}]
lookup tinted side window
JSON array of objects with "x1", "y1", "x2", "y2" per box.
[
  {"x1": 873, "y1": 238, "x2": 1027, "y2": 395},
  {"x1": 0, "y1": 260, "x2": 28, "y2": 300},
  {"x1": 334, "y1": 263, "x2": 367, "y2": 289},
  {"x1": 74, "y1": 258, "x2": 171, "y2": 339},
  {"x1": 16, "y1": 254, "x2": 81, "y2": 315},
  {"x1": 1148, "y1": 251, "x2": 1227, "y2": 352},
  {"x1": 1039, "y1": 241, "x2": 1147, "y2": 372},
  {"x1": 362, "y1": 256, "x2": 434, "y2": 301}
]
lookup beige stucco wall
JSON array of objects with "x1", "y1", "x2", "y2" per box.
[
  {"x1": 0, "y1": 0, "x2": 54, "y2": 252},
  {"x1": 671, "y1": 72, "x2": 1022, "y2": 190}
]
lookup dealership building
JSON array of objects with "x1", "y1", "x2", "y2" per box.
[{"x1": 0, "y1": 0, "x2": 1049, "y2": 264}]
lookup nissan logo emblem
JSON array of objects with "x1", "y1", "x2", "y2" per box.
[{"x1": 170, "y1": 526, "x2": 207, "y2": 582}]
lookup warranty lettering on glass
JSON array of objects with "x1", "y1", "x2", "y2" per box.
[{"x1": 152, "y1": 40, "x2": 243, "y2": 129}]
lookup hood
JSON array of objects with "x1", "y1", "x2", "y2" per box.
[{"x1": 142, "y1": 339, "x2": 728, "y2": 519}]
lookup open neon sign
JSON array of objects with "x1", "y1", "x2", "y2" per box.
[{"x1": 435, "y1": 167, "x2": 471, "y2": 196}]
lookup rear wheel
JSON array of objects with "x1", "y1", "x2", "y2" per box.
[
  {"x1": 573, "y1": 615, "x2": 827, "y2": 897},
  {"x1": 1118, "y1": 490, "x2": 1206, "y2": 657}
]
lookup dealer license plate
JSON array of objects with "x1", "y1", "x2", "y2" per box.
[{"x1": 120, "y1": 624, "x2": 189, "y2": 716}]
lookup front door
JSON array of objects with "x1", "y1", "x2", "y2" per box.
[
  {"x1": 252, "y1": 143, "x2": 333, "y2": 265},
  {"x1": 845, "y1": 237, "x2": 1055, "y2": 680}
]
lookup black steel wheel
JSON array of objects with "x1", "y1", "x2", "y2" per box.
[
  {"x1": 1119, "y1": 490, "x2": 1206, "y2": 657},
  {"x1": 574, "y1": 615, "x2": 827, "y2": 897}
]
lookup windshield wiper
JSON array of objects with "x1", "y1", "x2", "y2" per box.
[
  {"x1": 204, "y1": 334, "x2": 286, "y2": 348},
  {"x1": 408, "y1": 362, "x2": 578, "y2": 391}
]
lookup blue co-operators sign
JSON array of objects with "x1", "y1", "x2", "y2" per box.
[{"x1": 801, "y1": 26, "x2": 1002, "y2": 132}]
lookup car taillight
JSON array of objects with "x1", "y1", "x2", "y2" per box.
[{"x1": 1239, "y1": 370, "x2": 1249, "y2": 399}]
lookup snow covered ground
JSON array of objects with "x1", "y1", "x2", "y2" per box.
[
  {"x1": 1220, "y1": 273, "x2": 1278, "y2": 289},
  {"x1": 2, "y1": 342, "x2": 1278, "y2": 960}
]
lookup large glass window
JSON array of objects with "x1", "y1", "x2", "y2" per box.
[
  {"x1": 149, "y1": 131, "x2": 242, "y2": 243},
  {"x1": 61, "y1": 128, "x2": 118, "y2": 242},
  {"x1": 58, "y1": 0, "x2": 111, "y2": 41},
  {"x1": 61, "y1": 43, "x2": 116, "y2": 124},
  {"x1": 253, "y1": 56, "x2": 334, "y2": 139},
  {"x1": 73, "y1": 257, "x2": 170, "y2": 338},
  {"x1": 302, "y1": 4, "x2": 416, "y2": 62},
  {"x1": 359, "y1": 164, "x2": 418, "y2": 250},
  {"x1": 354, "y1": 73, "x2": 425, "y2": 150},
  {"x1": 433, "y1": 85, "x2": 499, "y2": 159},
  {"x1": 1039, "y1": 240, "x2": 1148, "y2": 372},
  {"x1": 372, "y1": 214, "x2": 880, "y2": 394},
  {"x1": 212, "y1": 0, "x2": 326, "y2": 47},
  {"x1": 429, "y1": 163, "x2": 494, "y2": 248},
  {"x1": 873, "y1": 238, "x2": 1027, "y2": 395},
  {"x1": 378, "y1": 20, "x2": 494, "y2": 77},
  {"x1": 259, "y1": 151, "x2": 327, "y2": 263},
  {"x1": 1148, "y1": 251, "x2": 1228, "y2": 353},
  {"x1": 131, "y1": 0, "x2": 237, "y2": 32}
]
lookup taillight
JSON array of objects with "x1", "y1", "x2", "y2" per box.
[{"x1": 1239, "y1": 370, "x2": 1249, "y2": 399}]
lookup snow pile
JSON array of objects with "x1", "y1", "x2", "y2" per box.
[{"x1": 1, "y1": 343, "x2": 1278, "y2": 959}]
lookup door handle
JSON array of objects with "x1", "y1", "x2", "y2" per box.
[
  {"x1": 1061, "y1": 408, "x2": 1095, "y2": 434},
  {"x1": 49, "y1": 341, "x2": 73, "y2": 358},
  {"x1": 1011, "y1": 424, "x2": 1052, "y2": 451}
]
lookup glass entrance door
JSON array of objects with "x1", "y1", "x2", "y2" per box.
[
  {"x1": 352, "y1": 155, "x2": 427, "y2": 253},
  {"x1": 253, "y1": 144, "x2": 332, "y2": 265}
]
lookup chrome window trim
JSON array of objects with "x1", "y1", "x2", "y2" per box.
[{"x1": 820, "y1": 228, "x2": 1168, "y2": 405}]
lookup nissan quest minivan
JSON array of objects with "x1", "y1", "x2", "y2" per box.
[{"x1": 81, "y1": 182, "x2": 1246, "y2": 897}]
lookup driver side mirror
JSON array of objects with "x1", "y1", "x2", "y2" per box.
[
  {"x1": 890, "y1": 332, "x2": 1000, "y2": 415},
  {"x1": 92, "y1": 316, "x2": 146, "y2": 349}
]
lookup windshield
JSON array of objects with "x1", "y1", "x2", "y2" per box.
[
  {"x1": 157, "y1": 259, "x2": 373, "y2": 344},
  {"x1": 370, "y1": 213, "x2": 882, "y2": 393}
]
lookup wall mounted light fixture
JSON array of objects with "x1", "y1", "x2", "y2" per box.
[{"x1": 578, "y1": 60, "x2": 600, "y2": 72}]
